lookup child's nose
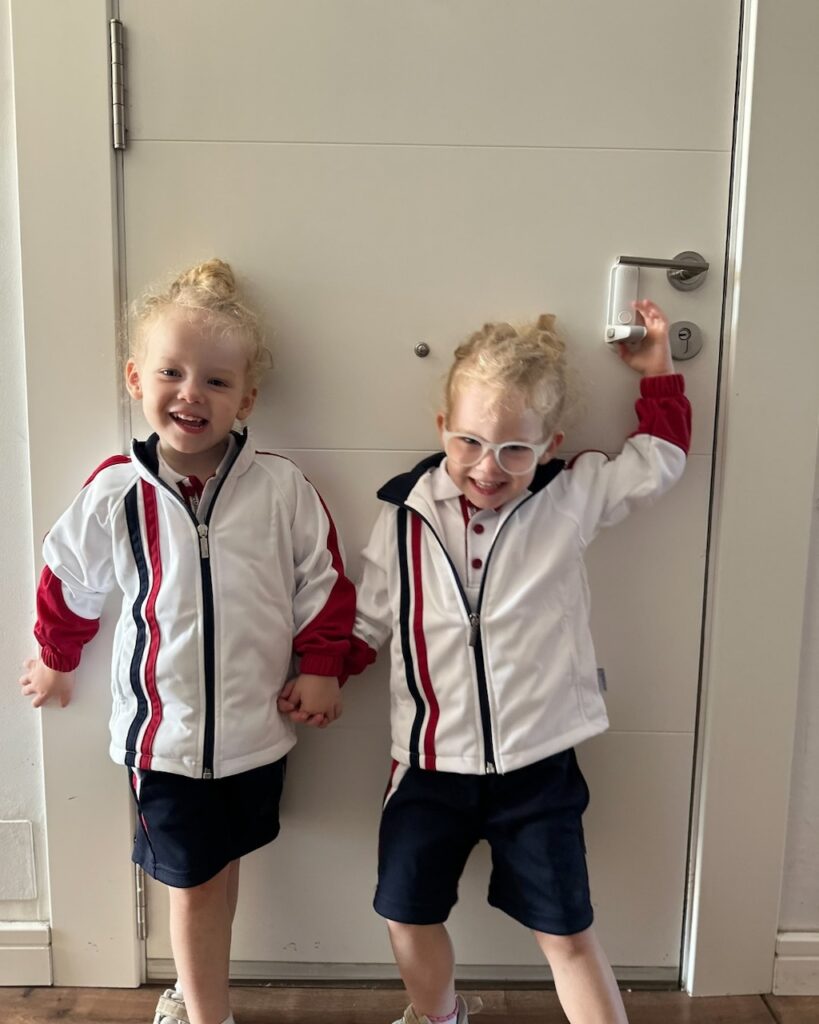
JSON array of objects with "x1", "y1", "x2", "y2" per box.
[
  {"x1": 475, "y1": 448, "x2": 502, "y2": 473},
  {"x1": 178, "y1": 379, "x2": 204, "y2": 403}
]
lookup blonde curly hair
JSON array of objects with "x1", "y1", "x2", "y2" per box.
[
  {"x1": 444, "y1": 313, "x2": 571, "y2": 435},
  {"x1": 129, "y1": 258, "x2": 271, "y2": 385}
]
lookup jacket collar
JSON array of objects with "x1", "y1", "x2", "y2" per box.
[
  {"x1": 377, "y1": 451, "x2": 565, "y2": 507},
  {"x1": 131, "y1": 427, "x2": 255, "y2": 485}
]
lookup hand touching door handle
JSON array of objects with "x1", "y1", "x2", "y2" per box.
[
  {"x1": 606, "y1": 264, "x2": 646, "y2": 345},
  {"x1": 606, "y1": 248, "x2": 710, "y2": 345},
  {"x1": 606, "y1": 323, "x2": 646, "y2": 343}
]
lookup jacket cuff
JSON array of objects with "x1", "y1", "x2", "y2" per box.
[
  {"x1": 640, "y1": 373, "x2": 685, "y2": 397},
  {"x1": 339, "y1": 636, "x2": 378, "y2": 686},
  {"x1": 298, "y1": 653, "x2": 345, "y2": 677},
  {"x1": 39, "y1": 646, "x2": 80, "y2": 673}
]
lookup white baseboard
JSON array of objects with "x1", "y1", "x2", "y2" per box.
[
  {"x1": 774, "y1": 932, "x2": 819, "y2": 995},
  {"x1": 0, "y1": 922, "x2": 52, "y2": 986},
  {"x1": 148, "y1": 958, "x2": 677, "y2": 987}
]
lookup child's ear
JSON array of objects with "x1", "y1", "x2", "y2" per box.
[
  {"x1": 125, "y1": 359, "x2": 143, "y2": 400},
  {"x1": 436, "y1": 411, "x2": 446, "y2": 438},
  {"x1": 540, "y1": 431, "x2": 565, "y2": 463},
  {"x1": 236, "y1": 387, "x2": 258, "y2": 422}
]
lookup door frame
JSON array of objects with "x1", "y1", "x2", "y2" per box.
[{"x1": 11, "y1": 0, "x2": 819, "y2": 993}]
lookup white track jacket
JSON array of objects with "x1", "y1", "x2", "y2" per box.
[
  {"x1": 348, "y1": 374, "x2": 691, "y2": 776},
  {"x1": 35, "y1": 429, "x2": 355, "y2": 779}
]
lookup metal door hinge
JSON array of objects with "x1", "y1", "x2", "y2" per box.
[
  {"x1": 135, "y1": 865, "x2": 147, "y2": 940},
  {"x1": 109, "y1": 18, "x2": 127, "y2": 150}
]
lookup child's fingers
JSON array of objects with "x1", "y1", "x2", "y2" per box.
[
  {"x1": 31, "y1": 692, "x2": 48, "y2": 709},
  {"x1": 616, "y1": 342, "x2": 634, "y2": 363},
  {"x1": 633, "y1": 299, "x2": 667, "y2": 327},
  {"x1": 59, "y1": 689, "x2": 72, "y2": 708}
]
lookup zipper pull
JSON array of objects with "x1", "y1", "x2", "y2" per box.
[
  {"x1": 485, "y1": 761, "x2": 496, "y2": 775},
  {"x1": 468, "y1": 613, "x2": 480, "y2": 647},
  {"x1": 197, "y1": 524, "x2": 210, "y2": 559},
  {"x1": 202, "y1": 768, "x2": 213, "y2": 780}
]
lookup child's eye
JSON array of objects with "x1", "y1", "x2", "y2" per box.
[
  {"x1": 209, "y1": 379, "x2": 230, "y2": 388},
  {"x1": 459, "y1": 436, "x2": 481, "y2": 447},
  {"x1": 504, "y1": 444, "x2": 529, "y2": 454},
  {"x1": 159, "y1": 368, "x2": 181, "y2": 378}
]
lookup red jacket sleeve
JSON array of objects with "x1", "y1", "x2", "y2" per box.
[{"x1": 34, "y1": 567, "x2": 101, "y2": 672}]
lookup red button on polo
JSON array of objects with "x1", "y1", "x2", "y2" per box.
[
  {"x1": 473, "y1": 523, "x2": 485, "y2": 534},
  {"x1": 471, "y1": 558, "x2": 483, "y2": 569}
]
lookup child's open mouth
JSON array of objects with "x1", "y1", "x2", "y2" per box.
[
  {"x1": 469, "y1": 478, "x2": 506, "y2": 497},
  {"x1": 170, "y1": 413, "x2": 208, "y2": 434}
]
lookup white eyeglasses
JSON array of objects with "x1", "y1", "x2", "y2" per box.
[{"x1": 442, "y1": 430, "x2": 553, "y2": 475}]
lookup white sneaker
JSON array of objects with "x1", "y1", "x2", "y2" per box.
[
  {"x1": 392, "y1": 994, "x2": 481, "y2": 1024},
  {"x1": 153, "y1": 988, "x2": 190, "y2": 1024}
]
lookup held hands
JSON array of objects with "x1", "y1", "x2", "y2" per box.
[
  {"x1": 19, "y1": 658, "x2": 74, "y2": 709},
  {"x1": 616, "y1": 299, "x2": 674, "y2": 377},
  {"x1": 277, "y1": 673, "x2": 342, "y2": 730}
]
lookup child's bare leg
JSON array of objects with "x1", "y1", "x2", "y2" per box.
[
  {"x1": 169, "y1": 865, "x2": 233, "y2": 1024},
  {"x1": 535, "y1": 926, "x2": 628, "y2": 1024},
  {"x1": 227, "y1": 859, "x2": 240, "y2": 925},
  {"x1": 176, "y1": 860, "x2": 239, "y2": 1002},
  {"x1": 387, "y1": 920, "x2": 457, "y2": 1017}
]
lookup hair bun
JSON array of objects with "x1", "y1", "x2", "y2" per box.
[
  {"x1": 536, "y1": 313, "x2": 556, "y2": 332},
  {"x1": 171, "y1": 258, "x2": 236, "y2": 302}
]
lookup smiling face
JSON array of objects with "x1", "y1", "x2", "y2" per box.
[
  {"x1": 125, "y1": 312, "x2": 257, "y2": 478},
  {"x1": 437, "y1": 381, "x2": 563, "y2": 509}
]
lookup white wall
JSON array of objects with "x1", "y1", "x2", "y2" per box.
[
  {"x1": 780, "y1": 448, "x2": 819, "y2": 929},
  {"x1": 0, "y1": 0, "x2": 48, "y2": 922}
]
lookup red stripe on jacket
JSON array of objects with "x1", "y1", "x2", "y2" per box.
[
  {"x1": 83, "y1": 454, "x2": 131, "y2": 487},
  {"x1": 139, "y1": 481, "x2": 164, "y2": 769},
  {"x1": 411, "y1": 515, "x2": 439, "y2": 770}
]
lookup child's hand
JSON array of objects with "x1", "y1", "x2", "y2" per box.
[
  {"x1": 616, "y1": 299, "x2": 674, "y2": 377},
  {"x1": 19, "y1": 658, "x2": 74, "y2": 708},
  {"x1": 277, "y1": 674, "x2": 342, "y2": 729}
]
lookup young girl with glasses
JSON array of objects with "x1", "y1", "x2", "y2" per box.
[{"x1": 338, "y1": 299, "x2": 690, "y2": 1024}]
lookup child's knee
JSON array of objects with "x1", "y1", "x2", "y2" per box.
[
  {"x1": 387, "y1": 918, "x2": 415, "y2": 938},
  {"x1": 535, "y1": 926, "x2": 594, "y2": 963},
  {"x1": 387, "y1": 919, "x2": 442, "y2": 941},
  {"x1": 170, "y1": 869, "x2": 229, "y2": 906}
]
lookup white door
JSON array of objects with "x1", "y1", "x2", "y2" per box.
[{"x1": 114, "y1": 0, "x2": 739, "y2": 981}]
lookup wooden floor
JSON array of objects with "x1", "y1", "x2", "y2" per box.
[{"x1": 0, "y1": 988, "x2": 817, "y2": 1024}]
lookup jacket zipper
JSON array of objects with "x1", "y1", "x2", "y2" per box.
[
  {"x1": 403, "y1": 492, "x2": 540, "y2": 776},
  {"x1": 197, "y1": 524, "x2": 216, "y2": 780},
  {"x1": 147, "y1": 446, "x2": 242, "y2": 779}
]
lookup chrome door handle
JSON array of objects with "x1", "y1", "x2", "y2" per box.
[{"x1": 616, "y1": 251, "x2": 709, "y2": 291}]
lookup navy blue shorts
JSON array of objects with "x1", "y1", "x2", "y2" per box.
[
  {"x1": 375, "y1": 750, "x2": 592, "y2": 936},
  {"x1": 128, "y1": 759, "x2": 286, "y2": 888}
]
